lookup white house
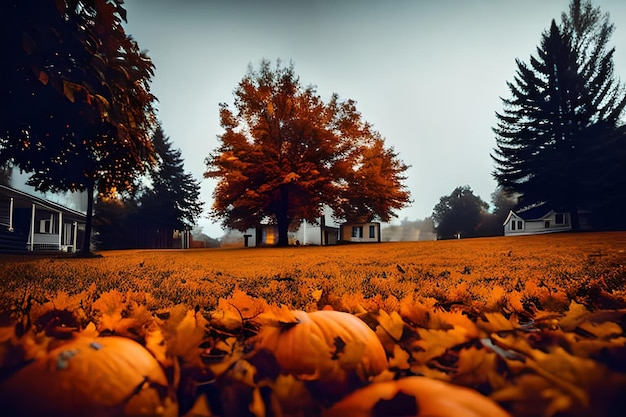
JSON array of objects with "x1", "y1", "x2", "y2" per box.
[
  {"x1": 251, "y1": 213, "x2": 342, "y2": 247},
  {"x1": 503, "y1": 202, "x2": 580, "y2": 236},
  {"x1": 291, "y1": 214, "x2": 341, "y2": 246},
  {"x1": 0, "y1": 185, "x2": 86, "y2": 252},
  {"x1": 228, "y1": 208, "x2": 386, "y2": 247}
]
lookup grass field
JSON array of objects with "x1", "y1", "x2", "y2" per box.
[{"x1": 1, "y1": 232, "x2": 625, "y2": 416}]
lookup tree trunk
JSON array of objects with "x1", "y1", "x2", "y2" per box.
[
  {"x1": 569, "y1": 205, "x2": 580, "y2": 232},
  {"x1": 276, "y1": 186, "x2": 290, "y2": 247},
  {"x1": 276, "y1": 216, "x2": 290, "y2": 247},
  {"x1": 79, "y1": 180, "x2": 95, "y2": 256},
  {"x1": 566, "y1": 183, "x2": 581, "y2": 232}
]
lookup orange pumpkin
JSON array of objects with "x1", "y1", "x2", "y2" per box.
[
  {"x1": 254, "y1": 310, "x2": 387, "y2": 384},
  {"x1": 0, "y1": 336, "x2": 176, "y2": 417},
  {"x1": 323, "y1": 376, "x2": 511, "y2": 417}
]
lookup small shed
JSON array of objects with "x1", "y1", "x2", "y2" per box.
[
  {"x1": 340, "y1": 222, "x2": 381, "y2": 243},
  {"x1": 0, "y1": 185, "x2": 86, "y2": 252}
]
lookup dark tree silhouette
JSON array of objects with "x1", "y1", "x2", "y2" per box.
[
  {"x1": 0, "y1": 165, "x2": 11, "y2": 187},
  {"x1": 131, "y1": 126, "x2": 204, "y2": 247},
  {"x1": 205, "y1": 59, "x2": 410, "y2": 246},
  {"x1": 0, "y1": 0, "x2": 157, "y2": 255},
  {"x1": 474, "y1": 186, "x2": 519, "y2": 237},
  {"x1": 432, "y1": 186, "x2": 488, "y2": 240},
  {"x1": 95, "y1": 126, "x2": 204, "y2": 249},
  {"x1": 492, "y1": 0, "x2": 626, "y2": 231}
]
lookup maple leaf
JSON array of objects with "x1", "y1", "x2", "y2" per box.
[
  {"x1": 218, "y1": 289, "x2": 269, "y2": 319},
  {"x1": 559, "y1": 301, "x2": 591, "y2": 332},
  {"x1": 476, "y1": 312, "x2": 518, "y2": 334},
  {"x1": 144, "y1": 326, "x2": 173, "y2": 368},
  {"x1": 410, "y1": 327, "x2": 468, "y2": 364},
  {"x1": 434, "y1": 310, "x2": 479, "y2": 339},
  {"x1": 207, "y1": 308, "x2": 245, "y2": 335},
  {"x1": 387, "y1": 344, "x2": 411, "y2": 370},
  {"x1": 360, "y1": 309, "x2": 405, "y2": 355},
  {"x1": 453, "y1": 345, "x2": 503, "y2": 390},
  {"x1": 168, "y1": 309, "x2": 209, "y2": 367},
  {"x1": 375, "y1": 310, "x2": 404, "y2": 341},
  {"x1": 91, "y1": 290, "x2": 125, "y2": 332},
  {"x1": 254, "y1": 304, "x2": 299, "y2": 327}
]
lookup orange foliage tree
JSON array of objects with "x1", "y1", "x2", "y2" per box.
[{"x1": 205, "y1": 59, "x2": 410, "y2": 246}]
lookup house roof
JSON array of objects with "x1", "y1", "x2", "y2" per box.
[
  {"x1": 0, "y1": 185, "x2": 86, "y2": 220},
  {"x1": 514, "y1": 202, "x2": 553, "y2": 221}
]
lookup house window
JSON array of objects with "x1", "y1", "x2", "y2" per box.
[
  {"x1": 369, "y1": 225, "x2": 376, "y2": 238},
  {"x1": 517, "y1": 220, "x2": 522, "y2": 230},
  {"x1": 352, "y1": 226, "x2": 363, "y2": 238},
  {"x1": 545, "y1": 220, "x2": 550, "y2": 228},
  {"x1": 39, "y1": 219, "x2": 52, "y2": 234},
  {"x1": 555, "y1": 213, "x2": 566, "y2": 225},
  {"x1": 511, "y1": 220, "x2": 523, "y2": 231}
]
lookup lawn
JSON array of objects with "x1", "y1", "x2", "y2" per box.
[{"x1": 0, "y1": 232, "x2": 625, "y2": 417}]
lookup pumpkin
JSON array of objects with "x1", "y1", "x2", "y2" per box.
[
  {"x1": 0, "y1": 336, "x2": 176, "y2": 417},
  {"x1": 254, "y1": 310, "x2": 387, "y2": 385},
  {"x1": 323, "y1": 376, "x2": 511, "y2": 417}
]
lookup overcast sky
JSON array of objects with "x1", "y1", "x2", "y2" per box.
[{"x1": 121, "y1": 0, "x2": 626, "y2": 238}]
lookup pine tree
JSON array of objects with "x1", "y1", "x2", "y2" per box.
[
  {"x1": 131, "y1": 126, "x2": 203, "y2": 247},
  {"x1": 492, "y1": 0, "x2": 626, "y2": 230}
]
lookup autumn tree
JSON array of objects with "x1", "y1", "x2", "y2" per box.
[
  {"x1": 205, "y1": 60, "x2": 410, "y2": 246},
  {"x1": 432, "y1": 186, "x2": 488, "y2": 240},
  {"x1": 0, "y1": 0, "x2": 157, "y2": 254},
  {"x1": 492, "y1": 0, "x2": 626, "y2": 231}
]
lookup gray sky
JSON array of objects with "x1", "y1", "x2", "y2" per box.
[{"x1": 122, "y1": 0, "x2": 626, "y2": 238}]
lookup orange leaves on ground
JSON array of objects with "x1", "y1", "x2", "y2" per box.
[
  {"x1": 91, "y1": 290, "x2": 155, "y2": 340},
  {"x1": 166, "y1": 308, "x2": 209, "y2": 367},
  {"x1": 216, "y1": 289, "x2": 269, "y2": 323},
  {"x1": 1, "y1": 233, "x2": 626, "y2": 416}
]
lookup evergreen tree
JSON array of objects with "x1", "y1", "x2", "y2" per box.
[
  {"x1": 492, "y1": 0, "x2": 626, "y2": 230},
  {"x1": 205, "y1": 59, "x2": 410, "y2": 246},
  {"x1": 132, "y1": 126, "x2": 203, "y2": 245},
  {"x1": 95, "y1": 126, "x2": 203, "y2": 249},
  {"x1": 0, "y1": 164, "x2": 11, "y2": 187}
]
